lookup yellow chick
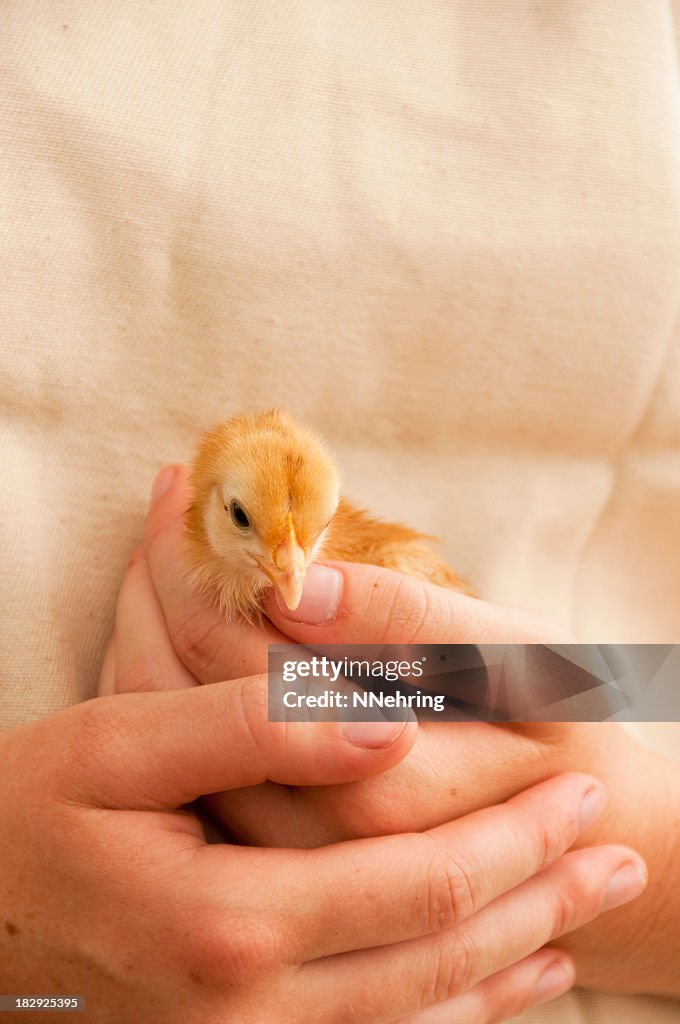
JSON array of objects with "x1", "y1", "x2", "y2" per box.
[{"x1": 184, "y1": 409, "x2": 473, "y2": 619}]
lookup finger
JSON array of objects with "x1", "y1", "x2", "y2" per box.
[
  {"x1": 397, "y1": 949, "x2": 574, "y2": 1023},
  {"x1": 202, "y1": 721, "x2": 550, "y2": 847},
  {"x1": 113, "y1": 548, "x2": 196, "y2": 693},
  {"x1": 54, "y1": 672, "x2": 417, "y2": 810},
  {"x1": 227, "y1": 772, "x2": 608, "y2": 960},
  {"x1": 144, "y1": 465, "x2": 286, "y2": 681},
  {"x1": 301, "y1": 844, "x2": 646, "y2": 1024},
  {"x1": 264, "y1": 560, "x2": 570, "y2": 644}
]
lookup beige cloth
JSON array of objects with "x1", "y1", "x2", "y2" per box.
[{"x1": 1, "y1": 3, "x2": 679, "y2": 1020}]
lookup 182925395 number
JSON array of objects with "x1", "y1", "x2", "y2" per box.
[{"x1": 3, "y1": 996, "x2": 84, "y2": 1011}]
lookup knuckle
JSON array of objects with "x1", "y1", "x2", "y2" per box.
[
  {"x1": 418, "y1": 583, "x2": 455, "y2": 642},
  {"x1": 427, "y1": 931, "x2": 476, "y2": 1004},
  {"x1": 552, "y1": 855, "x2": 607, "y2": 933},
  {"x1": 373, "y1": 574, "x2": 429, "y2": 645},
  {"x1": 421, "y1": 837, "x2": 477, "y2": 932},
  {"x1": 528, "y1": 811, "x2": 566, "y2": 873},
  {"x1": 550, "y1": 881, "x2": 581, "y2": 939},
  {"x1": 232, "y1": 677, "x2": 268, "y2": 759},
  {"x1": 184, "y1": 915, "x2": 282, "y2": 986},
  {"x1": 115, "y1": 650, "x2": 158, "y2": 694},
  {"x1": 117, "y1": 668, "x2": 157, "y2": 694},
  {"x1": 174, "y1": 605, "x2": 224, "y2": 678},
  {"x1": 72, "y1": 698, "x2": 122, "y2": 763},
  {"x1": 56, "y1": 698, "x2": 129, "y2": 800}
]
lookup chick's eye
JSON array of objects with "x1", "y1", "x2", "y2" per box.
[{"x1": 226, "y1": 500, "x2": 251, "y2": 531}]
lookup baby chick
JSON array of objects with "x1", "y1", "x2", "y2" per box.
[{"x1": 184, "y1": 409, "x2": 473, "y2": 619}]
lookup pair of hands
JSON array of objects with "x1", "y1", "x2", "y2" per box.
[
  {"x1": 105, "y1": 468, "x2": 680, "y2": 993},
  {"x1": 0, "y1": 466, "x2": 673, "y2": 1024},
  {"x1": 2, "y1": 676, "x2": 629, "y2": 1024},
  {"x1": 94, "y1": 468, "x2": 676, "y2": 1001}
]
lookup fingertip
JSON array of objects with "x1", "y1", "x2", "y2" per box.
[
  {"x1": 266, "y1": 559, "x2": 429, "y2": 645},
  {"x1": 150, "y1": 463, "x2": 190, "y2": 508},
  {"x1": 601, "y1": 856, "x2": 648, "y2": 912},
  {"x1": 341, "y1": 719, "x2": 407, "y2": 749},
  {"x1": 151, "y1": 465, "x2": 176, "y2": 505},
  {"x1": 533, "y1": 955, "x2": 575, "y2": 1004},
  {"x1": 221, "y1": 675, "x2": 419, "y2": 791},
  {"x1": 342, "y1": 714, "x2": 417, "y2": 751},
  {"x1": 264, "y1": 705, "x2": 418, "y2": 788},
  {"x1": 270, "y1": 563, "x2": 344, "y2": 624}
]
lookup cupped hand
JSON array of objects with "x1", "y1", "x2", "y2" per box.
[
  {"x1": 94, "y1": 512, "x2": 656, "y2": 1023},
  {"x1": 3, "y1": 639, "x2": 631, "y2": 1024},
  {"x1": 107, "y1": 465, "x2": 679, "y2": 998}
]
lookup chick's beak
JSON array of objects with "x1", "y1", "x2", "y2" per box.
[{"x1": 268, "y1": 518, "x2": 307, "y2": 611}]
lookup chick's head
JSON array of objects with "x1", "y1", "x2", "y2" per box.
[{"x1": 187, "y1": 410, "x2": 339, "y2": 615}]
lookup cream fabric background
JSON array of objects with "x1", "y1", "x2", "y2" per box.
[{"x1": 1, "y1": 3, "x2": 679, "y2": 1020}]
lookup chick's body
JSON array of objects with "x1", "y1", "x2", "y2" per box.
[{"x1": 185, "y1": 409, "x2": 472, "y2": 619}]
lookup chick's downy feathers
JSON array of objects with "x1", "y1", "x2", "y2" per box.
[{"x1": 184, "y1": 409, "x2": 472, "y2": 619}]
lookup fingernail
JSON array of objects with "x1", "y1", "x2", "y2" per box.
[
  {"x1": 601, "y1": 861, "x2": 647, "y2": 912},
  {"x1": 534, "y1": 958, "x2": 573, "y2": 1004},
  {"x1": 276, "y1": 564, "x2": 343, "y2": 623},
  {"x1": 151, "y1": 466, "x2": 175, "y2": 505},
  {"x1": 578, "y1": 784, "x2": 607, "y2": 832},
  {"x1": 342, "y1": 718, "x2": 409, "y2": 748}
]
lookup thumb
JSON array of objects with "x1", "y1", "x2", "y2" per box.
[
  {"x1": 50, "y1": 674, "x2": 416, "y2": 811},
  {"x1": 265, "y1": 561, "x2": 571, "y2": 645}
]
